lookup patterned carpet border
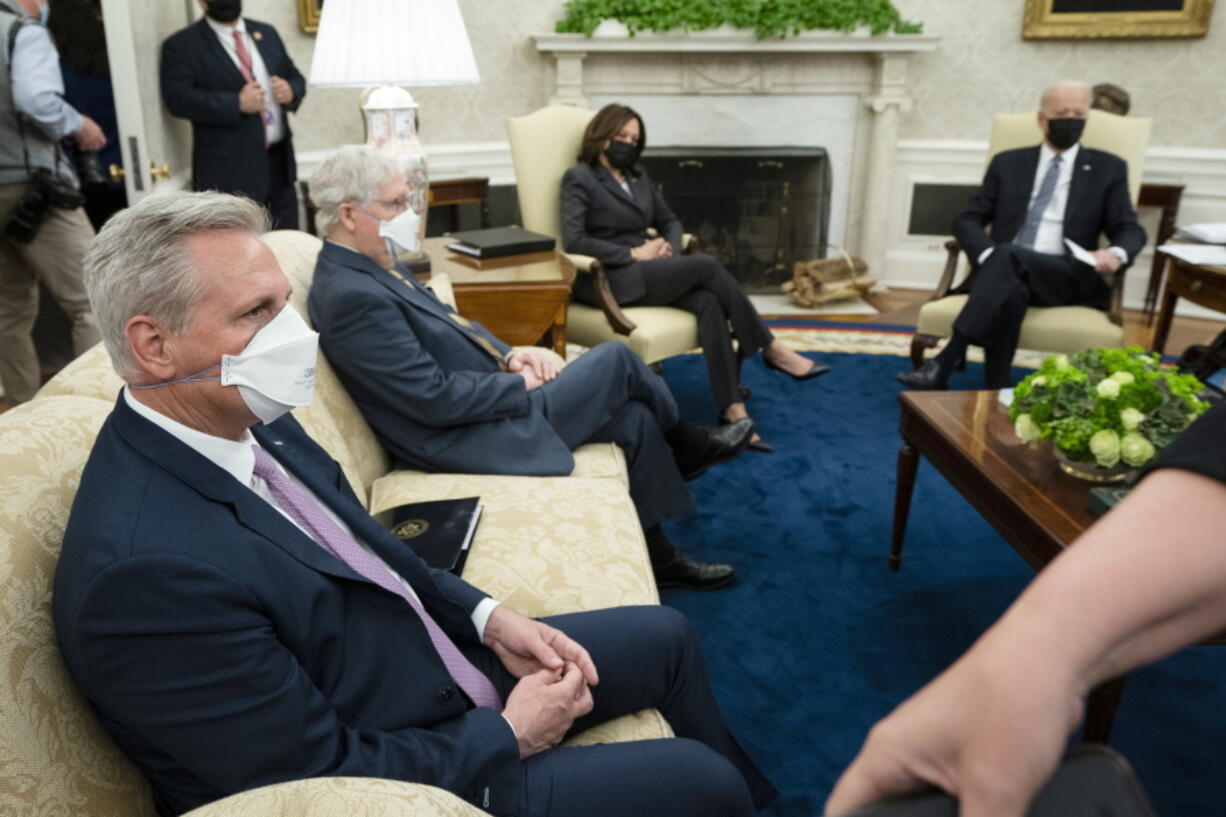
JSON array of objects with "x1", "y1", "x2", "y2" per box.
[{"x1": 760, "y1": 318, "x2": 1047, "y2": 369}]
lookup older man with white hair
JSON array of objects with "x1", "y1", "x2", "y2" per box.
[
  {"x1": 898, "y1": 80, "x2": 1146, "y2": 391},
  {"x1": 52, "y1": 190, "x2": 777, "y2": 817},
  {"x1": 307, "y1": 145, "x2": 757, "y2": 592}
]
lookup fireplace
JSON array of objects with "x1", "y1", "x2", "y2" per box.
[{"x1": 638, "y1": 147, "x2": 831, "y2": 292}]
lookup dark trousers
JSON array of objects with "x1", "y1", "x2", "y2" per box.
[
  {"x1": 466, "y1": 606, "x2": 778, "y2": 817},
  {"x1": 628, "y1": 253, "x2": 773, "y2": 411},
  {"x1": 265, "y1": 140, "x2": 299, "y2": 231},
  {"x1": 954, "y1": 244, "x2": 1109, "y2": 387},
  {"x1": 536, "y1": 342, "x2": 693, "y2": 530}
]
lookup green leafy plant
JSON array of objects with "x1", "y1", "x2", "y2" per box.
[
  {"x1": 555, "y1": 0, "x2": 923, "y2": 39},
  {"x1": 1008, "y1": 346, "x2": 1209, "y2": 469}
]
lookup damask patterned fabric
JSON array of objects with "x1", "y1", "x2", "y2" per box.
[
  {"x1": 185, "y1": 777, "x2": 485, "y2": 817},
  {"x1": 35, "y1": 341, "x2": 122, "y2": 401}
]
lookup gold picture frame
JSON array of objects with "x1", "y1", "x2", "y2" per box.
[
  {"x1": 1022, "y1": 0, "x2": 1215, "y2": 39},
  {"x1": 297, "y1": 0, "x2": 322, "y2": 33}
]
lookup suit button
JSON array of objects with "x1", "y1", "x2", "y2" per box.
[{"x1": 437, "y1": 685, "x2": 456, "y2": 703}]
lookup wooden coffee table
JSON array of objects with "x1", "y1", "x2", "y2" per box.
[
  {"x1": 890, "y1": 388, "x2": 1225, "y2": 742},
  {"x1": 421, "y1": 236, "x2": 576, "y2": 357}
]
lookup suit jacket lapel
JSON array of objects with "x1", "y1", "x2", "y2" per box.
[
  {"x1": 595, "y1": 165, "x2": 646, "y2": 217},
  {"x1": 195, "y1": 18, "x2": 247, "y2": 89},
  {"x1": 248, "y1": 22, "x2": 276, "y2": 75},
  {"x1": 110, "y1": 394, "x2": 369, "y2": 585},
  {"x1": 1064, "y1": 147, "x2": 1094, "y2": 234}
]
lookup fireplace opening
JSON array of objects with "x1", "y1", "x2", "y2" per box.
[{"x1": 637, "y1": 147, "x2": 831, "y2": 293}]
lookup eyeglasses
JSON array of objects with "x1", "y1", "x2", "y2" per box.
[{"x1": 372, "y1": 196, "x2": 409, "y2": 212}]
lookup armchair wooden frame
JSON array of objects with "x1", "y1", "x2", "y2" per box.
[
  {"x1": 908, "y1": 239, "x2": 1126, "y2": 370},
  {"x1": 570, "y1": 233, "x2": 698, "y2": 338}
]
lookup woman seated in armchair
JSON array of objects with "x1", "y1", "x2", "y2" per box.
[{"x1": 561, "y1": 103, "x2": 827, "y2": 453}]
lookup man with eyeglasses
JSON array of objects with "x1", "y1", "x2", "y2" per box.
[{"x1": 307, "y1": 146, "x2": 757, "y2": 592}]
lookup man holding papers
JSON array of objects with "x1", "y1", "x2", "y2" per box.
[{"x1": 897, "y1": 81, "x2": 1146, "y2": 391}]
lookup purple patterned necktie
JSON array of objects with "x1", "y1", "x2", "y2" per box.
[{"x1": 251, "y1": 444, "x2": 502, "y2": 710}]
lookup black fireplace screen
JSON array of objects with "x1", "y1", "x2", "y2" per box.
[{"x1": 637, "y1": 147, "x2": 831, "y2": 293}]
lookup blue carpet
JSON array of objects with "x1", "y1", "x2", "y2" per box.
[{"x1": 657, "y1": 350, "x2": 1226, "y2": 817}]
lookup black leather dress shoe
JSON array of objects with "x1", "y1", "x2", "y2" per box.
[
  {"x1": 653, "y1": 550, "x2": 738, "y2": 591},
  {"x1": 719, "y1": 415, "x2": 773, "y2": 454},
  {"x1": 895, "y1": 360, "x2": 949, "y2": 391},
  {"x1": 676, "y1": 417, "x2": 755, "y2": 480}
]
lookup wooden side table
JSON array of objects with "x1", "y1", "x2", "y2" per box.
[
  {"x1": 420, "y1": 236, "x2": 575, "y2": 357},
  {"x1": 1137, "y1": 183, "x2": 1184, "y2": 324},
  {"x1": 427, "y1": 177, "x2": 490, "y2": 233},
  {"x1": 1151, "y1": 252, "x2": 1226, "y2": 354}
]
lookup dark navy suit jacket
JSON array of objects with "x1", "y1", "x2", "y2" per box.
[
  {"x1": 53, "y1": 395, "x2": 520, "y2": 816},
  {"x1": 560, "y1": 162, "x2": 685, "y2": 305},
  {"x1": 952, "y1": 145, "x2": 1146, "y2": 306},
  {"x1": 159, "y1": 18, "x2": 305, "y2": 202},
  {"x1": 308, "y1": 242, "x2": 576, "y2": 476}
]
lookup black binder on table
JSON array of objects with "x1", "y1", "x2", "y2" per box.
[
  {"x1": 384, "y1": 496, "x2": 483, "y2": 575},
  {"x1": 447, "y1": 226, "x2": 556, "y2": 259}
]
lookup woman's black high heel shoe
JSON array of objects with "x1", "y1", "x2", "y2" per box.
[
  {"x1": 763, "y1": 355, "x2": 829, "y2": 381},
  {"x1": 719, "y1": 415, "x2": 773, "y2": 454}
]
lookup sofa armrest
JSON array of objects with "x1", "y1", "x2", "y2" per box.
[
  {"x1": 425, "y1": 271, "x2": 458, "y2": 310},
  {"x1": 564, "y1": 253, "x2": 636, "y2": 336},
  {"x1": 928, "y1": 239, "x2": 963, "y2": 302},
  {"x1": 183, "y1": 777, "x2": 484, "y2": 817}
]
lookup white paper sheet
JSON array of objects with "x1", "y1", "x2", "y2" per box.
[
  {"x1": 1176, "y1": 223, "x2": 1226, "y2": 244},
  {"x1": 1158, "y1": 244, "x2": 1226, "y2": 266},
  {"x1": 1063, "y1": 238, "x2": 1098, "y2": 267}
]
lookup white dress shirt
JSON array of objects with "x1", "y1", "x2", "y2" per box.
[
  {"x1": 121, "y1": 387, "x2": 498, "y2": 638},
  {"x1": 204, "y1": 16, "x2": 286, "y2": 144},
  {"x1": 979, "y1": 141, "x2": 1127, "y2": 267}
]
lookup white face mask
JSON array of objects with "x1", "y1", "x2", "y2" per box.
[
  {"x1": 134, "y1": 304, "x2": 319, "y2": 425},
  {"x1": 363, "y1": 207, "x2": 421, "y2": 256}
]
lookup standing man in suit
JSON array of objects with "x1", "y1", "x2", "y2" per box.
[
  {"x1": 160, "y1": 0, "x2": 305, "y2": 228},
  {"x1": 54, "y1": 190, "x2": 777, "y2": 817},
  {"x1": 898, "y1": 81, "x2": 1146, "y2": 391},
  {"x1": 308, "y1": 146, "x2": 755, "y2": 592}
]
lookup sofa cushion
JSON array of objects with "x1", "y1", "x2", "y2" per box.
[
  {"x1": 567, "y1": 303, "x2": 698, "y2": 366},
  {"x1": 37, "y1": 342, "x2": 123, "y2": 401},
  {"x1": 369, "y1": 473, "x2": 657, "y2": 615},
  {"x1": 0, "y1": 395, "x2": 157, "y2": 817}
]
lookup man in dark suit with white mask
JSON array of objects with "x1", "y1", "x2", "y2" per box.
[{"x1": 898, "y1": 80, "x2": 1146, "y2": 391}]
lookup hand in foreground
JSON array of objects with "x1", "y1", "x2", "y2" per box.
[
  {"x1": 1090, "y1": 249, "x2": 1122, "y2": 275},
  {"x1": 270, "y1": 75, "x2": 294, "y2": 105},
  {"x1": 503, "y1": 663, "x2": 593, "y2": 757},
  {"x1": 75, "y1": 116, "x2": 106, "y2": 151},
  {"x1": 484, "y1": 605, "x2": 598, "y2": 684},
  {"x1": 824, "y1": 633, "x2": 1082, "y2": 817},
  {"x1": 238, "y1": 81, "x2": 265, "y2": 114}
]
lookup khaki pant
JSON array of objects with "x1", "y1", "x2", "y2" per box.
[{"x1": 0, "y1": 182, "x2": 100, "y2": 404}]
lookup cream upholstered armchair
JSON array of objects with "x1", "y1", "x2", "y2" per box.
[
  {"x1": 909, "y1": 109, "x2": 1151, "y2": 369},
  {"x1": 506, "y1": 105, "x2": 700, "y2": 364}
]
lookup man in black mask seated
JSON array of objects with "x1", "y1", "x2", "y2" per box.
[{"x1": 898, "y1": 80, "x2": 1146, "y2": 391}]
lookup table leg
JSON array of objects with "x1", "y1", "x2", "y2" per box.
[
  {"x1": 890, "y1": 441, "x2": 919, "y2": 571},
  {"x1": 1143, "y1": 256, "x2": 1165, "y2": 325},
  {"x1": 547, "y1": 303, "x2": 568, "y2": 358},
  {"x1": 1084, "y1": 676, "x2": 1127, "y2": 743},
  {"x1": 1151, "y1": 283, "x2": 1178, "y2": 355}
]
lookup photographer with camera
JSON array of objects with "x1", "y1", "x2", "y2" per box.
[{"x1": 0, "y1": 0, "x2": 102, "y2": 405}]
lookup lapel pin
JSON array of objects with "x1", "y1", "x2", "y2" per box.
[
  {"x1": 272, "y1": 440, "x2": 283, "y2": 446},
  {"x1": 252, "y1": 30, "x2": 263, "y2": 41},
  {"x1": 1082, "y1": 164, "x2": 1092, "y2": 171}
]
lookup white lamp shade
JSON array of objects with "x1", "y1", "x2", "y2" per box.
[{"x1": 309, "y1": 0, "x2": 481, "y2": 88}]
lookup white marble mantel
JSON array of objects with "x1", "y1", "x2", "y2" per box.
[{"x1": 533, "y1": 26, "x2": 940, "y2": 273}]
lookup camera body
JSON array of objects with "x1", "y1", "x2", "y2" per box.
[{"x1": 2, "y1": 168, "x2": 84, "y2": 244}]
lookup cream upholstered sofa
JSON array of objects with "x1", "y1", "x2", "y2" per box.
[
  {"x1": 1, "y1": 230, "x2": 671, "y2": 817},
  {"x1": 910, "y1": 109, "x2": 1151, "y2": 369}
]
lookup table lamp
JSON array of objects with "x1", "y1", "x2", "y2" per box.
[{"x1": 309, "y1": 0, "x2": 480, "y2": 270}]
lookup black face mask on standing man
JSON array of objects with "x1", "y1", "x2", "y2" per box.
[
  {"x1": 1045, "y1": 117, "x2": 1086, "y2": 151},
  {"x1": 205, "y1": 0, "x2": 242, "y2": 23},
  {"x1": 604, "y1": 140, "x2": 637, "y2": 171}
]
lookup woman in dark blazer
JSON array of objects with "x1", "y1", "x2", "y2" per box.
[{"x1": 561, "y1": 104, "x2": 827, "y2": 452}]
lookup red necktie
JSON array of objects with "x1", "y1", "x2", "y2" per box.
[{"x1": 232, "y1": 29, "x2": 269, "y2": 147}]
